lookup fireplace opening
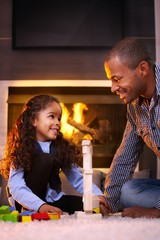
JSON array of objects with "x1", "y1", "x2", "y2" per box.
[{"x1": 8, "y1": 86, "x2": 127, "y2": 168}]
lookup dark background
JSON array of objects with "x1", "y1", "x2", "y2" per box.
[
  {"x1": 0, "y1": 0, "x2": 155, "y2": 80},
  {"x1": 12, "y1": 0, "x2": 123, "y2": 48}
]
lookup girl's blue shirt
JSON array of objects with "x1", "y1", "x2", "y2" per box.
[{"x1": 8, "y1": 141, "x2": 103, "y2": 211}]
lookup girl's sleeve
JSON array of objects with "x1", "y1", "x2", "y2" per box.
[
  {"x1": 8, "y1": 167, "x2": 46, "y2": 212},
  {"x1": 63, "y1": 165, "x2": 103, "y2": 196}
]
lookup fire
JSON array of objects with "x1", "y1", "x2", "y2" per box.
[
  {"x1": 72, "y1": 103, "x2": 88, "y2": 132},
  {"x1": 60, "y1": 103, "x2": 74, "y2": 139},
  {"x1": 60, "y1": 102, "x2": 88, "y2": 140}
]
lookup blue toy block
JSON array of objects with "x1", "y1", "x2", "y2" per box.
[
  {"x1": 10, "y1": 206, "x2": 16, "y2": 212},
  {"x1": 20, "y1": 210, "x2": 35, "y2": 216}
]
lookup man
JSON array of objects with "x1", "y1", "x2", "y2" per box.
[{"x1": 103, "y1": 37, "x2": 160, "y2": 218}]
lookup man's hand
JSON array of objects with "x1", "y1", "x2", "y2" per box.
[
  {"x1": 122, "y1": 206, "x2": 160, "y2": 218},
  {"x1": 39, "y1": 203, "x2": 63, "y2": 215},
  {"x1": 98, "y1": 195, "x2": 112, "y2": 216}
]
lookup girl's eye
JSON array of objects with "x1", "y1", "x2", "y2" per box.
[{"x1": 49, "y1": 115, "x2": 54, "y2": 119}]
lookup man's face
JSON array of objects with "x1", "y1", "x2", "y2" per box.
[{"x1": 104, "y1": 56, "x2": 144, "y2": 104}]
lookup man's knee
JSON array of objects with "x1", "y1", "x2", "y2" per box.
[
  {"x1": 120, "y1": 178, "x2": 160, "y2": 209},
  {"x1": 120, "y1": 179, "x2": 140, "y2": 209},
  {"x1": 121, "y1": 179, "x2": 136, "y2": 197}
]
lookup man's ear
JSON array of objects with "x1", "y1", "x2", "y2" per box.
[{"x1": 138, "y1": 61, "x2": 149, "y2": 77}]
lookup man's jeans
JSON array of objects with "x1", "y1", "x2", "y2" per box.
[{"x1": 120, "y1": 179, "x2": 160, "y2": 209}]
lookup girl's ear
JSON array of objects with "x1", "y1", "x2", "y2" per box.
[{"x1": 31, "y1": 119, "x2": 37, "y2": 127}]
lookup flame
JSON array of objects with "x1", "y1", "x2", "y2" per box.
[
  {"x1": 72, "y1": 103, "x2": 88, "y2": 132},
  {"x1": 60, "y1": 102, "x2": 74, "y2": 139},
  {"x1": 60, "y1": 102, "x2": 88, "y2": 139}
]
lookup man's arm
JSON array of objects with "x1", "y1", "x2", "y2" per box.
[{"x1": 104, "y1": 112, "x2": 144, "y2": 213}]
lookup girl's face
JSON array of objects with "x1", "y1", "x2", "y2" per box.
[{"x1": 32, "y1": 101, "x2": 62, "y2": 142}]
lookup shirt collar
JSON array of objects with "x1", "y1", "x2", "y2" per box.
[
  {"x1": 137, "y1": 63, "x2": 160, "y2": 106},
  {"x1": 37, "y1": 141, "x2": 52, "y2": 153}
]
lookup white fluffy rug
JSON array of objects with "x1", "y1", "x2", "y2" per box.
[{"x1": 0, "y1": 214, "x2": 160, "y2": 240}]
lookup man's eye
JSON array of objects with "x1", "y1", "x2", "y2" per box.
[{"x1": 113, "y1": 78, "x2": 120, "y2": 83}]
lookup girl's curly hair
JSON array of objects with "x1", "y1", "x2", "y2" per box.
[{"x1": 0, "y1": 94, "x2": 81, "y2": 179}]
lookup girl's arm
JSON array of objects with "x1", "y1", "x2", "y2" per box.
[
  {"x1": 63, "y1": 165, "x2": 103, "y2": 196},
  {"x1": 64, "y1": 165, "x2": 110, "y2": 215},
  {"x1": 8, "y1": 167, "x2": 46, "y2": 212}
]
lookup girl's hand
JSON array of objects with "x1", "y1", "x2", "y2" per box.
[{"x1": 39, "y1": 203, "x2": 63, "y2": 215}]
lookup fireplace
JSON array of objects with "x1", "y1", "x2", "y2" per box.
[{"x1": 7, "y1": 86, "x2": 127, "y2": 168}]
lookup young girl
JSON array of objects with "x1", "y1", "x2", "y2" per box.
[{"x1": 0, "y1": 94, "x2": 107, "y2": 214}]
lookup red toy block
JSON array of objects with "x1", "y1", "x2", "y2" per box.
[{"x1": 31, "y1": 212, "x2": 50, "y2": 221}]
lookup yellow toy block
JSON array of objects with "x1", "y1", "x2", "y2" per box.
[
  {"x1": 21, "y1": 215, "x2": 32, "y2": 222},
  {"x1": 11, "y1": 210, "x2": 19, "y2": 216},
  {"x1": 93, "y1": 207, "x2": 100, "y2": 214},
  {"x1": 48, "y1": 213, "x2": 60, "y2": 220}
]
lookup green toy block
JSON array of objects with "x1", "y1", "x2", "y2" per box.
[
  {"x1": 2, "y1": 214, "x2": 18, "y2": 222},
  {"x1": 0, "y1": 206, "x2": 10, "y2": 214}
]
